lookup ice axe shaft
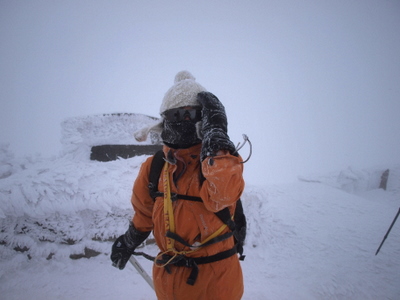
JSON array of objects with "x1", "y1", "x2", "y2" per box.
[
  {"x1": 375, "y1": 207, "x2": 400, "y2": 255},
  {"x1": 129, "y1": 255, "x2": 154, "y2": 290}
]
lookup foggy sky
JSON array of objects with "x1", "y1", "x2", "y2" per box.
[{"x1": 1, "y1": 1, "x2": 399, "y2": 185}]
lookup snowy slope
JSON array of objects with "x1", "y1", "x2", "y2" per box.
[{"x1": 0, "y1": 115, "x2": 399, "y2": 299}]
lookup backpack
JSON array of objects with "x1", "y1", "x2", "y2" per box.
[{"x1": 148, "y1": 150, "x2": 246, "y2": 260}]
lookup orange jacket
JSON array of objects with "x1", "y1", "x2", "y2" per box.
[{"x1": 131, "y1": 143, "x2": 245, "y2": 300}]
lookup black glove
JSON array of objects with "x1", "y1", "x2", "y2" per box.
[
  {"x1": 111, "y1": 223, "x2": 151, "y2": 270},
  {"x1": 197, "y1": 92, "x2": 237, "y2": 161}
]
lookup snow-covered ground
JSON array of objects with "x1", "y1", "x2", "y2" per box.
[{"x1": 1, "y1": 115, "x2": 399, "y2": 299}]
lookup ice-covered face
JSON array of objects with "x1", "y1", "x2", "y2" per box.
[{"x1": 161, "y1": 106, "x2": 202, "y2": 149}]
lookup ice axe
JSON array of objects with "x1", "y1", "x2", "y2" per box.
[
  {"x1": 129, "y1": 255, "x2": 154, "y2": 290},
  {"x1": 375, "y1": 207, "x2": 400, "y2": 255}
]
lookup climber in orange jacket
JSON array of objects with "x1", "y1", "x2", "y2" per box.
[{"x1": 111, "y1": 71, "x2": 245, "y2": 300}]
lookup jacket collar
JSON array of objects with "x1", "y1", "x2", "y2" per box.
[{"x1": 162, "y1": 143, "x2": 201, "y2": 165}]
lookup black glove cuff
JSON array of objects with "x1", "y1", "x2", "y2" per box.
[
  {"x1": 123, "y1": 222, "x2": 151, "y2": 250},
  {"x1": 200, "y1": 129, "x2": 237, "y2": 161}
]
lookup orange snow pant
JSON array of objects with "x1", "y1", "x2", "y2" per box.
[{"x1": 152, "y1": 254, "x2": 243, "y2": 300}]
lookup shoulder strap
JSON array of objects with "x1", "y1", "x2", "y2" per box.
[
  {"x1": 148, "y1": 150, "x2": 165, "y2": 199},
  {"x1": 215, "y1": 207, "x2": 236, "y2": 231}
]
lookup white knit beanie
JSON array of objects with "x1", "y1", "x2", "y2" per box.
[
  {"x1": 159, "y1": 70, "x2": 207, "y2": 114},
  {"x1": 134, "y1": 71, "x2": 207, "y2": 142}
]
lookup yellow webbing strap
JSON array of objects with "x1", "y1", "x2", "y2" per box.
[{"x1": 163, "y1": 161, "x2": 175, "y2": 252}]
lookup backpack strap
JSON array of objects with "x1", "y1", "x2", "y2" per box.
[
  {"x1": 233, "y1": 198, "x2": 246, "y2": 260},
  {"x1": 148, "y1": 150, "x2": 165, "y2": 199}
]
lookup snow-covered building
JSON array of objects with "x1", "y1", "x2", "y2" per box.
[{"x1": 60, "y1": 113, "x2": 162, "y2": 161}]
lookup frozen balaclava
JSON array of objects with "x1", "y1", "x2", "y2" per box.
[
  {"x1": 133, "y1": 71, "x2": 207, "y2": 147},
  {"x1": 160, "y1": 71, "x2": 207, "y2": 149}
]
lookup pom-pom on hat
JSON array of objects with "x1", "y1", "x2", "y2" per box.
[
  {"x1": 133, "y1": 70, "x2": 207, "y2": 142},
  {"x1": 159, "y1": 70, "x2": 207, "y2": 114}
]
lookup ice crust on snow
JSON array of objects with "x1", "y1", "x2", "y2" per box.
[{"x1": 0, "y1": 114, "x2": 399, "y2": 299}]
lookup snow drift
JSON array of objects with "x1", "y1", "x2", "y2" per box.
[{"x1": 0, "y1": 114, "x2": 399, "y2": 299}]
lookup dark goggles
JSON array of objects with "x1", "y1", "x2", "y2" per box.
[{"x1": 162, "y1": 107, "x2": 202, "y2": 123}]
